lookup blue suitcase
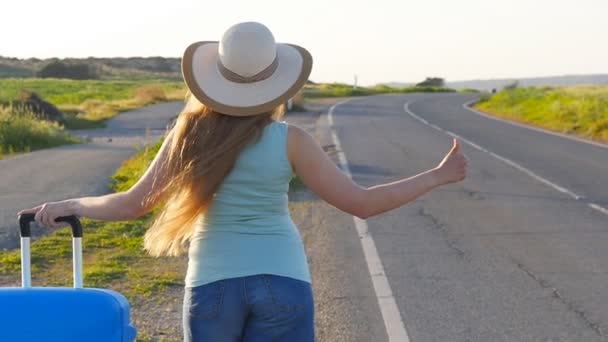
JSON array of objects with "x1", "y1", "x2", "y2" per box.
[{"x1": 0, "y1": 214, "x2": 137, "y2": 341}]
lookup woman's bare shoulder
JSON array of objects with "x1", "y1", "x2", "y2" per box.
[
  {"x1": 287, "y1": 123, "x2": 309, "y2": 139},
  {"x1": 286, "y1": 124, "x2": 317, "y2": 157}
]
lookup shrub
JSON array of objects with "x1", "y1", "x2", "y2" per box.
[
  {"x1": 0, "y1": 106, "x2": 78, "y2": 155},
  {"x1": 134, "y1": 85, "x2": 167, "y2": 103},
  {"x1": 37, "y1": 61, "x2": 99, "y2": 80},
  {"x1": 80, "y1": 99, "x2": 120, "y2": 120},
  {"x1": 416, "y1": 77, "x2": 445, "y2": 87},
  {"x1": 503, "y1": 80, "x2": 519, "y2": 90}
]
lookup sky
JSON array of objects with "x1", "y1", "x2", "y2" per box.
[{"x1": 2, "y1": 0, "x2": 607, "y2": 85}]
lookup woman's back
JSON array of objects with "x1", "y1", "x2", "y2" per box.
[
  {"x1": 204, "y1": 120, "x2": 294, "y2": 226},
  {"x1": 186, "y1": 120, "x2": 311, "y2": 287}
]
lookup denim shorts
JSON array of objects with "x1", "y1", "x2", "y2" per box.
[{"x1": 183, "y1": 274, "x2": 315, "y2": 341}]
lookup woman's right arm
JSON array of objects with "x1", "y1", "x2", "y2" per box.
[{"x1": 287, "y1": 125, "x2": 468, "y2": 219}]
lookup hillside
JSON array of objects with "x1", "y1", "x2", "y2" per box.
[{"x1": 0, "y1": 56, "x2": 182, "y2": 80}]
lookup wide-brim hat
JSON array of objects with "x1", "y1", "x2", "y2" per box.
[{"x1": 181, "y1": 22, "x2": 313, "y2": 116}]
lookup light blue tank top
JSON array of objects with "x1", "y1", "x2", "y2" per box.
[{"x1": 185, "y1": 120, "x2": 311, "y2": 287}]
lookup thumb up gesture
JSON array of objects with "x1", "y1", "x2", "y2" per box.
[{"x1": 434, "y1": 138, "x2": 469, "y2": 185}]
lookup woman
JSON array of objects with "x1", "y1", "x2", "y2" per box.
[{"x1": 18, "y1": 22, "x2": 468, "y2": 341}]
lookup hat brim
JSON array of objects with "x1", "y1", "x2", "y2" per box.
[{"x1": 182, "y1": 41, "x2": 312, "y2": 116}]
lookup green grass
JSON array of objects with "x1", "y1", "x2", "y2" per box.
[
  {"x1": 0, "y1": 78, "x2": 186, "y2": 129},
  {"x1": 475, "y1": 86, "x2": 608, "y2": 143},
  {"x1": 0, "y1": 78, "x2": 184, "y2": 106},
  {"x1": 458, "y1": 88, "x2": 481, "y2": 94},
  {"x1": 303, "y1": 82, "x2": 455, "y2": 98},
  {"x1": 0, "y1": 106, "x2": 80, "y2": 158},
  {"x1": 110, "y1": 139, "x2": 163, "y2": 192}
]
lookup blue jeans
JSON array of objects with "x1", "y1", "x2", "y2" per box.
[{"x1": 183, "y1": 274, "x2": 315, "y2": 341}]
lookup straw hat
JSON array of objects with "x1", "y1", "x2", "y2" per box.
[{"x1": 181, "y1": 22, "x2": 313, "y2": 116}]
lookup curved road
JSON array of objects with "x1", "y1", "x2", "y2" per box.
[
  {"x1": 318, "y1": 93, "x2": 608, "y2": 341},
  {"x1": 0, "y1": 102, "x2": 183, "y2": 250}
]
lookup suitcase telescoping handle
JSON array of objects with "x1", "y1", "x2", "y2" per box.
[{"x1": 17, "y1": 214, "x2": 84, "y2": 289}]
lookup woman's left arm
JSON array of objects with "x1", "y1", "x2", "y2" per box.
[{"x1": 18, "y1": 129, "x2": 175, "y2": 228}]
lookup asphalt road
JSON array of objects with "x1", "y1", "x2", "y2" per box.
[
  {"x1": 0, "y1": 102, "x2": 183, "y2": 250},
  {"x1": 321, "y1": 93, "x2": 608, "y2": 341}
]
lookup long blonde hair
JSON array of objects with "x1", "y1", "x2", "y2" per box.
[{"x1": 143, "y1": 94, "x2": 285, "y2": 256}]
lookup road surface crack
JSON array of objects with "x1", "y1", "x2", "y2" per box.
[
  {"x1": 515, "y1": 261, "x2": 605, "y2": 337},
  {"x1": 466, "y1": 190, "x2": 485, "y2": 200},
  {"x1": 417, "y1": 207, "x2": 467, "y2": 258}
]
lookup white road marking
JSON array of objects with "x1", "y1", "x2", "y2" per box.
[
  {"x1": 328, "y1": 99, "x2": 411, "y2": 342},
  {"x1": 404, "y1": 101, "x2": 608, "y2": 217},
  {"x1": 589, "y1": 203, "x2": 608, "y2": 216},
  {"x1": 462, "y1": 100, "x2": 608, "y2": 150}
]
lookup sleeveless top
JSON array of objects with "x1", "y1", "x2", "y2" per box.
[{"x1": 185, "y1": 120, "x2": 311, "y2": 287}]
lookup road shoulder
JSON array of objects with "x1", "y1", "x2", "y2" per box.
[{"x1": 287, "y1": 99, "x2": 388, "y2": 342}]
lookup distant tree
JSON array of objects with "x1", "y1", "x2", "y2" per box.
[
  {"x1": 416, "y1": 77, "x2": 445, "y2": 87},
  {"x1": 503, "y1": 80, "x2": 519, "y2": 90},
  {"x1": 37, "y1": 61, "x2": 98, "y2": 79},
  {"x1": 37, "y1": 61, "x2": 67, "y2": 78},
  {"x1": 147, "y1": 57, "x2": 175, "y2": 72}
]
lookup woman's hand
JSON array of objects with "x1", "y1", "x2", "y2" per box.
[
  {"x1": 17, "y1": 200, "x2": 76, "y2": 229},
  {"x1": 433, "y1": 138, "x2": 469, "y2": 185}
]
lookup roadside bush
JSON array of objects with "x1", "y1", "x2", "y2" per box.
[
  {"x1": 37, "y1": 61, "x2": 99, "y2": 80},
  {"x1": 459, "y1": 88, "x2": 480, "y2": 93},
  {"x1": 416, "y1": 77, "x2": 445, "y2": 87},
  {"x1": 0, "y1": 107, "x2": 78, "y2": 156},
  {"x1": 134, "y1": 85, "x2": 167, "y2": 103},
  {"x1": 80, "y1": 99, "x2": 120, "y2": 120}
]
